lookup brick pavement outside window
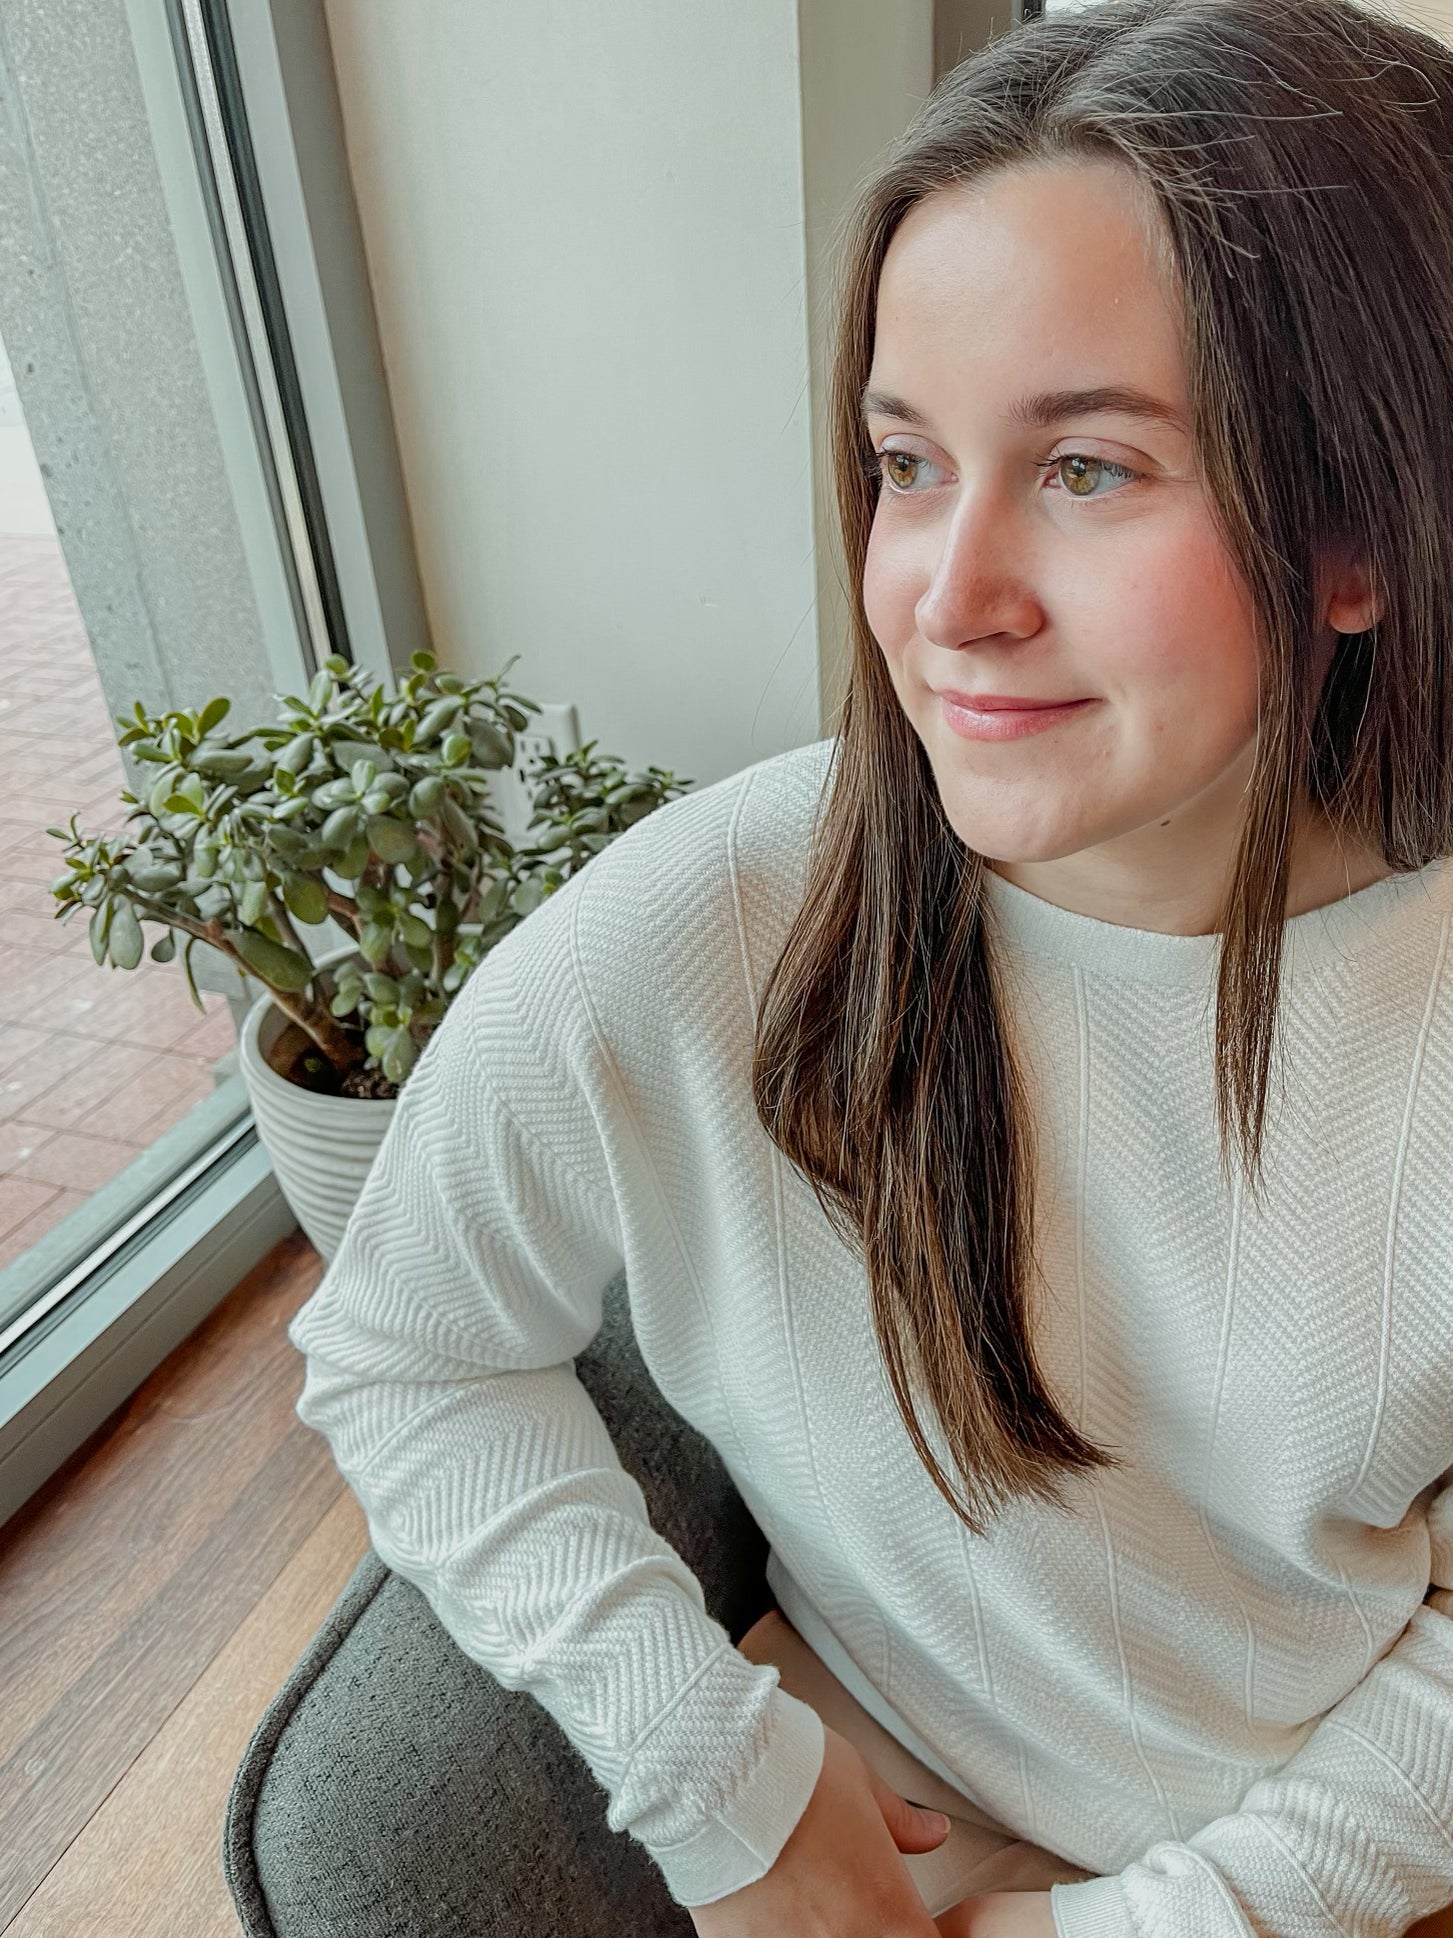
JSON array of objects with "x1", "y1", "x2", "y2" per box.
[{"x1": 0, "y1": 535, "x2": 239, "y2": 1274}]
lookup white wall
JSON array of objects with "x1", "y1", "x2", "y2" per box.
[
  {"x1": 321, "y1": 0, "x2": 934, "y2": 789},
  {"x1": 937, "y1": 0, "x2": 1016, "y2": 73},
  {"x1": 1367, "y1": 0, "x2": 1453, "y2": 38}
]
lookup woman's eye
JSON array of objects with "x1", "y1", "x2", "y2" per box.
[
  {"x1": 876, "y1": 449, "x2": 942, "y2": 494},
  {"x1": 873, "y1": 447, "x2": 1141, "y2": 500},
  {"x1": 1040, "y1": 452, "x2": 1140, "y2": 499}
]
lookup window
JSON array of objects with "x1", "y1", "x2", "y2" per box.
[{"x1": 0, "y1": 0, "x2": 425, "y2": 1524}]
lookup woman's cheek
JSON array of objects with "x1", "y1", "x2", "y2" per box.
[
  {"x1": 862, "y1": 522, "x2": 916, "y2": 662},
  {"x1": 1134, "y1": 563, "x2": 1261, "y2": 723}
]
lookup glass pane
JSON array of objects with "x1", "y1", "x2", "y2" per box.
[{"x1": 0, "y1": 323, "x2": 243, "y2": 1320}]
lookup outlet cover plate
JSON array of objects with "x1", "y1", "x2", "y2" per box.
[{"x1": 499, "y1": 700, "x2": 581, "y2": 842}]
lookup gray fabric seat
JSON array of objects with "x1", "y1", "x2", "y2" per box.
[{"x1": 224, "y1": 1267, "x2": 776, "y2": 1938}]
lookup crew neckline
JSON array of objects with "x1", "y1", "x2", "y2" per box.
[{"x1": 980, "y1": 854, "x2": 1453, "y2": 989}]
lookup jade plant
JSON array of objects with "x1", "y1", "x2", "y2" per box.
[{"x1": 45, "y1": 651, "x2": 690, "y2": 1098}]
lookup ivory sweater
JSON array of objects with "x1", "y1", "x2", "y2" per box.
[{"x1": 288, "y1": 734, "x2": 1453, "y2": 1938}]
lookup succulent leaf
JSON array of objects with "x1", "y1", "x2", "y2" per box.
[
  {"x1": 193, "y1": 747, "x2": 254, "y2": 779},
  {"x1": 358, "y1": 919, "x2": 392, "y2": 964},
  {"x1": 321, "y1": 804, "x2": 363, "y2": 850},
  {"x1": 233, "y1": 928, "x2": 316, "y2": 991},
  {"x1": 108, "y1": 899, "x2": 144, "y2": 969},
  {"x1": 408, "y1": 775, "x2": 445, "y2": 817},
  {"x1": 333, "y1": 833, "x2": 371, "y2": 878},
  {"x1": 89, "y1": 901, "x2": 112, "y2": 965},
  {"x1": 281, "y1": 871, "x2": 329, "y2": 925},
  {"x1": 276, "y1": 732, "x2": 315, "y2": 776},
  {"x1": 367, "y1": 815, "x2": 416, "y2": 864},
  {"x1": 469, "y1": 723, "x2": 513, "y2": 766},
  {"x1": 181, "y1": 934, "x2": 206, "y2": 1012},
  {"x1": 381, "y1": 1028, "x2": 416, "y2": 1085}
]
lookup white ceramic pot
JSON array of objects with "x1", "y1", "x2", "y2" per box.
[{"x1": 238, "y1": 942, "x2": 395, "y2": 1263}]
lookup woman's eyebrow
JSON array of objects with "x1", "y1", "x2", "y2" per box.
[{"x1": 860, "y1": 384, "x2": 1188, "y2": 435}]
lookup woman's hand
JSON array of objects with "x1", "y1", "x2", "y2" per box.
[
  {"x1": 685, "y1": 1720, "x2": 952, "y2": 1936},
  {"x1": 934, "y1": 1890, "x2": 1058, "y2": 1937}
]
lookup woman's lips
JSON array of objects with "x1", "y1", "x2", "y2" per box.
[
  {"x1": 939, "y1": 691, "x2": 1084, "y2": 710},
  {"x1": 938, "y1": 694, "x2": 1097, "y2": 742}
]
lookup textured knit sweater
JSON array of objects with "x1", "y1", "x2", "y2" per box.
[{"x1": 288, "y1": 734, "x2": 1453, "y2": 1938}]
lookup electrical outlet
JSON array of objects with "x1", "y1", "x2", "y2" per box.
[
  {"x1": 513, "y1": 730, "x2": 554, "y2": 786},
  {"x1": 511, "y1": 701, "x2": 580, "y2": 791},
  {"x1": 499, "y1": 700, "x2": 582, "y2": 843}
]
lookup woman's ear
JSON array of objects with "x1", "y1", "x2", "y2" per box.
[{"x1": 1321, "y1": 543, "x2": 1383, "y2": 635}]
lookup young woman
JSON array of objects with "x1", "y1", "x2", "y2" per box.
[{"x1": 288, "y1": 2, "x2": 1453, "y2": 1935}]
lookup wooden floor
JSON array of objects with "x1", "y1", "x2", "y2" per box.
[{"x1": 0, "y1": 1228, "x2": 369, "y2": 1938}]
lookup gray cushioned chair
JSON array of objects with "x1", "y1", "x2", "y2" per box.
[{"x1": 223, "y1": 1267, "x2": 777, "y2": 1938}]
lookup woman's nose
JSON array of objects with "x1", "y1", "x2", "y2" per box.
[{"x1": 913, "y1": 495, "x2": 1041, "y2": 651}]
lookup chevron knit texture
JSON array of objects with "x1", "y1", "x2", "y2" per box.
[{"x1": 287, "y1": 734, "x2": 1453, "y2": 1935}]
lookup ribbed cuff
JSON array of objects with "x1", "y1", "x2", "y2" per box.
[
  {"x1": 645, "y1": 1683, "x2": 826, "y2": 1909},
  {"x1": 1050, "y1": 1874, "x2": 1137, "y2": 1937}
]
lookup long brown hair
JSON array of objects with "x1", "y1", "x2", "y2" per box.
[{"x1": 752, "y1": 0, "x2": 1453, "y2": 1537}]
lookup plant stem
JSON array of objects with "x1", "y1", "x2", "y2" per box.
[
  {"x1": 126, "y1": 896, "x2": 365, "y2": 1074},
  {"x1": 266, "y1": 888, "x2": 341, "y2": 1013},
  {"x1": 124, "y1": 898, "x2": 224, "y2": 948},
  {"x1": 265, "y1": 978, "x2": 367, "y2": 1074},
  {"x1": 324, "y1": 888, "x2": 361, "y2": 938}
]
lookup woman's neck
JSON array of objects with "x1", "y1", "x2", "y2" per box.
[
  {"x1": 982, "y1": 808, "x2": 1392, "y2": 937},
  {"x1": 1284, "y1": 809, "x2": 1392, "y2": 920}
]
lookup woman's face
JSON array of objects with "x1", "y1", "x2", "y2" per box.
[{"x1": 861, "y1": 159, "x2": 1361, "y2": 931}]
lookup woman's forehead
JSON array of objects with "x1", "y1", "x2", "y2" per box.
[
  {"x1": 870, "y1": 164, "x2": 1188, "y2": 422},
  {"x1": 880, "y1": 161, "x2": 1171, "y2": 309}
]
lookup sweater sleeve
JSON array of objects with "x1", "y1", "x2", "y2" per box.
[
  {"x1": 284, "y1": 865, "x2": 825, "y2": 1909},
  {"x1": 1049, "y1": 1470, "x2": 1453, "y2": 1938}
]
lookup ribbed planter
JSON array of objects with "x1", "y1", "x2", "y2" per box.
[{"x1": 238, "y1": 943, "x2": 395, "y2": 1263}]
